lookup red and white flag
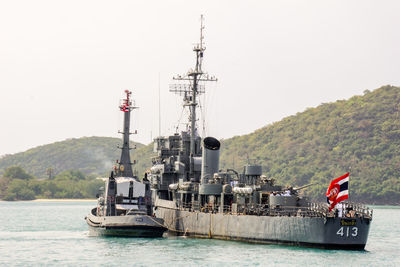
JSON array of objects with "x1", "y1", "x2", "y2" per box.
[
  {"x1": 326, "y1": 173, "x2": 349, "y2": 211},
  {"x1": 120, "y1": 104, "x2": 129, "y2": 112}
]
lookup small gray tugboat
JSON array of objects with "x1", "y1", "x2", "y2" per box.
[
  {"x1": 149, "y1": 16, "x2": 372, "y2": 249},
  {"x1": 86, "y1": 90, "x2": 167, "y2": 237}
]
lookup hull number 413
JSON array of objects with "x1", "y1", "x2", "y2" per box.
[{"x1": 336, "y1": 226, "x2": 358, "y2": 237}]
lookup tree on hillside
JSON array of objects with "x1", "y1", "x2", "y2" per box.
[
  {"x1": 3, "y1": 179, "x2": 35, "y2": 201},
  {"x1": 54, "y1": 170, "x2": 86, "y2": 181},
  {"x1": 46, "y1": 167, "x2": 54, "y2": 179},
  {"x1": 3, "y1": 166, "x2": 33, "y2": 180}
]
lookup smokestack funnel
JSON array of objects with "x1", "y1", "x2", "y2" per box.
[{"x1": 201, "y1": 137, "x2": 220, "y2": 184}]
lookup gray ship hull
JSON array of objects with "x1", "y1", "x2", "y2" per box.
[
  {"x1": 155, "y1": 200, "x2": 371, "y2": 250},
  {"x1": 86, "y1": 208, "x2": 167, "y2": 238}
]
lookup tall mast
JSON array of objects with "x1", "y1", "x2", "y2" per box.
[
  {"x1": 158, "y1": 72, "x2": 161, "y2": 137},
  {"x1": 170, "y1": 15, "x2": 217, "y2": 174},
  {"x1": 117, "y1": 90, "x2": 138, "y2": 177}
]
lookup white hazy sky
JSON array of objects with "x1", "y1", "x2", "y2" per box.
[{"x1": 1, "y1": 0, "x2": 399, "y2": 156}]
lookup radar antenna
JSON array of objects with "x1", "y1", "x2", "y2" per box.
[{"x1": 169, "y1": 15, "x2": 217, "y2": 174}]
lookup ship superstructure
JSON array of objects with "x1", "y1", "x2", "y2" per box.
[{"x1": 149, "y1": 16, "x2": 372, "y2": 249}]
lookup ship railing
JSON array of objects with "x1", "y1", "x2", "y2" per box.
[
  {"x1": 222, "y1": 205, "x2": 232, "y2": 213},
  {"x1": 228, "y1": 204, "x2": 327, "y2": 217},
  {"x1": 268, "y1": 206, "x2": 327, "y2": 218},
  {"x1": 178, "y1": 202, "x2": 231, "y2": 214},
  {"x1": 307, "y1": 201, "x2": 373, "y2": 219},
  {"x1": 176, "y1": 200, "x2": 372, "y2": 219},
  {"x1": 192, "y1": 203, "x2": 329, "y2": 217},
  {"x1": 199, "y1": 203, "x2": 223, "y2": 214},
  {"x1": 329, "y1": 201, "x2": 373, "y2": 219},
  {"x1": 177, "y1": 201, "x2": 202, "y2": 212},
  {"x1": 178, "y1": 201, "x2": 190, "y2": 210},
  {"x1": 309, "y1": 202, "x2": 329, "y2": 214},
  {"x1": 192, "y1": 201, "x2": 201, "y2": 211}
]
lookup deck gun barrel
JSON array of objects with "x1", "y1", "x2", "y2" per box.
[{"x1": 293, "y1": 183, "x2": 315, "y2": 191}]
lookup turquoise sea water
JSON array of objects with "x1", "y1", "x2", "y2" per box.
[{"x1": 0, "y1": 201, "x2": 399, "y2": 266}]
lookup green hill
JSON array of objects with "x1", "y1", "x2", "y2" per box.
[
  {"x1": 0, "y1": 137, "x2": 150, "y2": 178},
  {"x1": 219, "y1": 85, "x2": 400, "y2": 204},
  {"x1": 1, "y1": 85, "x2": 399, "y2": 204}
]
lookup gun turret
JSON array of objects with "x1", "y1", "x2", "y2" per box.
[{"x1": 293, "y1": 183, "x2": 315, "y2": 191}]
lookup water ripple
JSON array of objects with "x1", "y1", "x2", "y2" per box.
[{"x1": 0, "y1": 201, "x2": 399, "y2": 266}]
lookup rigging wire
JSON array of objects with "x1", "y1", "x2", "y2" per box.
[
  {"x1": 203, "y1": 80, "x2": 217, "y2": 138},
  {"x1": 198, "y1": 87, "x2": 206, "y2": 137},
  {"x1": 174, "y1": 105, "x2": 186, "y2": 134}
]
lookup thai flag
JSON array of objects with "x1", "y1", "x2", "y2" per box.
[
  {"x1": 120, "y1": 105, "x2": 128, "y2": 112},
  {"x1": 326, "y1": 173, "x2": 349, "y2": 211}
]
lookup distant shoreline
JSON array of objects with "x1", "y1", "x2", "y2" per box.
[
  {"x1": 32, "y1": 199, "x2": 96, "y2": 202},
  {"x1": 0, "y1": 199, "x2": 97, "y2": 202}
]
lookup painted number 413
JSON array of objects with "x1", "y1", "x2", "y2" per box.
[{"x1": 336, "y1": 227, "x2": 358, "y2": 237}]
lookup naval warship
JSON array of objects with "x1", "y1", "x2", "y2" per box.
[
  {"x1": 85, "y1": 90, "x2": 167, "y2": 237},
  {"x1": 149, "y1": 17, "x2": 372, "y2": 249}
]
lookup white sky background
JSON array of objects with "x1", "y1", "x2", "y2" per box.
[{"x1": 0, "y1": 0, "x2": 399, "y2": 156}]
